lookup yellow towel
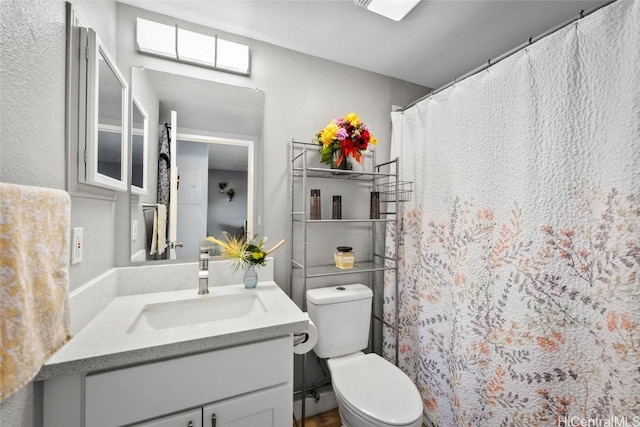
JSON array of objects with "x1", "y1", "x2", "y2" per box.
[{"x1": 0, "y1": 183, "x2": 71, "y2": 402}]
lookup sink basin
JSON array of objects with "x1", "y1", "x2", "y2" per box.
[{"x1": 127, "y1": 292, "x2": 267, "y2": 333}]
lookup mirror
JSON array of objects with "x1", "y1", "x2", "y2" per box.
[
  {"x1": 175, "y1": 134, "x2": 253, "y2": 260},
  {"x1": 79, "y1": 27, "x2": 128, "y2": 191},
  {"x1": 129, "y1": 67, "x2": 264, "y2": 264},
  {"x1": 131, "y1": 98, "x2": 148, "y2": 195}
]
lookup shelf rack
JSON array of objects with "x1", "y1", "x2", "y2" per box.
[{"x1": 289, "y1": 140, "x2": 401, "y2": 425}]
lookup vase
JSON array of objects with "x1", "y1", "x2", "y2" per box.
[
  {"x1": 331, "y1": 150, "x2": 352, "y2": 171},
  {"x1": 243, "y1": 264, "x2": 258, "y2": 289}
]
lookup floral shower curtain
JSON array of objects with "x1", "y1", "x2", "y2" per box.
[{"x1": 383, "y1": 1, "x2": 639, "y2": 425}]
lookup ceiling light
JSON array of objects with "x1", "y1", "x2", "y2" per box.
[{"x1": 354, "y1": 0, "x2": 421, "y2": 22}]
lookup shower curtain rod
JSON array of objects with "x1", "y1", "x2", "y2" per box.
[{"x1": 399, "y1": 0, "x2": 617, "y2": 112}]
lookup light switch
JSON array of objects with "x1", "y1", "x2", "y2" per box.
[{"x1": 71, "y1": 227, "x2": 83, "y2": 265}]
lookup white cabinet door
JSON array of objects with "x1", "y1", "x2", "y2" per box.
[
  {"x1": 131, "y1": 408, "x2": 202, "y2": 427},
  {"x1": 202, "y1": 385, "x2": 290, "y2": 427}
]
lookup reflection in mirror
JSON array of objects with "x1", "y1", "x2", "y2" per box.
[
  {"x1": 176, "y1": 136, "x2": 252, "y2": 259},
  {"x1": 79, "y1": 27, "x2": 128, "y2": 191},
  {"x1": 131, "y1": 98, "x2": 148, "y2": 195},
  {"x1": 96, "y1": 127, "x2": 123, "y2": 180},
  {"x1": 97, "y1": 53, "x2": 124, "y2": 181},
  {"x1": 129, "y1": 67, "x2": 264, "y2": 265}
]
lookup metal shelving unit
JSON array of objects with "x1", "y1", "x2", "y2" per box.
[{"x1": 290, "y1": 140, "x2": 404, "y2": 425}]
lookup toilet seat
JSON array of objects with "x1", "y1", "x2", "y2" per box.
[{"x1": 328, "y1": 352, "x2": 423, "y2": 426}]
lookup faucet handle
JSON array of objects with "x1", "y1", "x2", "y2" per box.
[{"x1": 199, "y1": 239, "x2": 212, "y2": 253}]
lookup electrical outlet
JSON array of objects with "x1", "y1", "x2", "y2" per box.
[
  {"x1": 132, "y1": 220, "x2": 138, "y2": 241},
  {"x1": 71, "y1": 227, "x2": 83, "y2": 265}
]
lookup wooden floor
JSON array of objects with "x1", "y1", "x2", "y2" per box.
[{"x1": 294, "y1": 408, "x2": 341, "y2": 427}]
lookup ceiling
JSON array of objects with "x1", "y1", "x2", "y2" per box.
[{"x1": 118, "y1": 0, "x2": 608, "y2": 89}]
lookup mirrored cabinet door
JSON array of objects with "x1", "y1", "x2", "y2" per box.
[
  {"x1": 79, "y1": 27, "x2": 128, "y2": 192},
  {"x1": 131, "y1": 98, "x2": 148, "y2": 195}
]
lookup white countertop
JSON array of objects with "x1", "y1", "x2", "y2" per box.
[{"x1": 37, "y1": 282, "x2": 308, "y2": 380}]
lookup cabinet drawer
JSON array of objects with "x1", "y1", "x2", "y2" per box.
[{"x1": 85, "y1": 336, "x2": 292, "y2": 427}]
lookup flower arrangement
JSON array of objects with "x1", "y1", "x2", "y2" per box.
[
  {"x1": 207, "y1": 232, "x2": 285, "y2": 271},
  {"x1": 314, "y1": 112, "x2": 378, "y2": 167}
]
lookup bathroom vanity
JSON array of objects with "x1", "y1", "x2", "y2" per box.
[{"x1": 37, "y1": 282, "x2": 308, "y2": 427}]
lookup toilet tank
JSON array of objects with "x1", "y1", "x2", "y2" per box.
[{"x1": 306, "y1": 284, "x2": 373, "y2": 358}]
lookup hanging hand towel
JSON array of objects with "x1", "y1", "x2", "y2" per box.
[
  {"x1": 0, "y1": 183, "x2": 71, "y2": 402},
  {"x1": 149, "y1": 203, "x2": 167, "y2": 256},
  {"x1": 157, "y1": 123, "x2": 171, "y2": 207}
]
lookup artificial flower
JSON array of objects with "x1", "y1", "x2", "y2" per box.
[
  {"x1": 314, "y1": 113, "x2": 378, "y2": 166},
  {"x1": 207, "y1": 232, "x2": 285, "y2": 271}
]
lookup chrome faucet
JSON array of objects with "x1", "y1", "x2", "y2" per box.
[{"x1": 198, "y1": 241, "x2": 210, "y2": 294}]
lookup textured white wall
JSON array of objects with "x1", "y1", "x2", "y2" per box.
[
  {"x1": 67, "y1": 0, "x2": 120, "y2": 288},
  {"x1": 0, "y1": 2, "x2": 66, "y2": 425},
  {"x1": 0, "y1": 0, "x2": 117, "y2": 425},
  {"x1": 0, "y1": 0, "x2": 66, "y2": 189}
]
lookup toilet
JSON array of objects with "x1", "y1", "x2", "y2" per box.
[{"x1": 306, "y1": 284, "x2": 423, "y2": 427}]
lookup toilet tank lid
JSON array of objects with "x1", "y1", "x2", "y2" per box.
[{"x1": 306, "y1": 284, "x2": 372, "y2": 305}]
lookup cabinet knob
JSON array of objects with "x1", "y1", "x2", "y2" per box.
[
  {"x1": 211, "y1": 413, "x2": 217, "y2": 427},
  {"x1": 187, "y1": 422, "x2": 193, "y2": 427}
]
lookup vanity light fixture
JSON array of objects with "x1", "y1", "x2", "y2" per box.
[
  {"x1": 136, "y1": 17, "x2": 250, "y2": 75},
  {"x1": 216, "y1": 38, "x2": 250, "y2": 74},
  {"x1": 136, "y1": 18, "x2": 176, "y2": 58},
  {"x1": 353, "y1": 0, "x2": 421, "y2": 22},
  {"x1": 177, "y1": 27, "x2": 216, "y2": 66}
]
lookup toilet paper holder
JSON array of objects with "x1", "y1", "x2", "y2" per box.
[
  {"x1": 293, "y1": 318, "x2": 318, "y2": 354},
  {"x1": 294, "y1": 332, "x2": 309, "y2": 345}
]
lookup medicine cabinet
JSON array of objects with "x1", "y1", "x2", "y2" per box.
[{"x1": 78, "y1": 27, "x2": 129, "y2": 192}]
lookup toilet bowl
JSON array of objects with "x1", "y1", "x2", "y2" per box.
[
  {"x1": 306, "y1": 284, "x2": 423, "y2": 427},
  {"x1": 328, "y1": 352, "x2": 423, "y2": 427}
]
